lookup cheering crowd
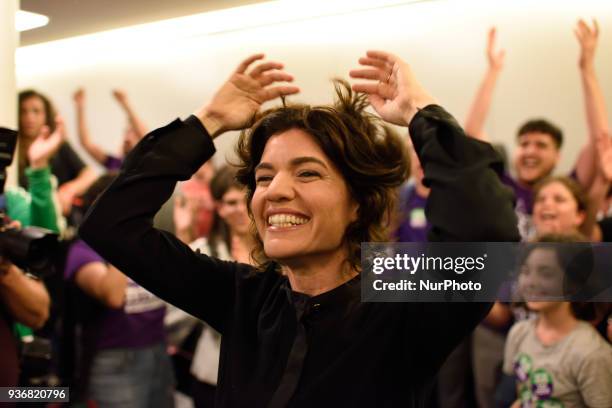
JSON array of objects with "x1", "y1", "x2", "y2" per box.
[{"x1": 1, "y1": 20, "x2": 611, "y2": 408}]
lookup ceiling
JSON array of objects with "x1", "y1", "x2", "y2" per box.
[{"x1": 20, "y1": 0, "x2": 266, "y2": 46}]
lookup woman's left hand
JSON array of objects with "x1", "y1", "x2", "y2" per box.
[{"x1": 349, "y1": 50, "x2": 436, "y2": 126}]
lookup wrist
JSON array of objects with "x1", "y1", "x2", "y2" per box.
[
  {"x1": 404, "y1": 96, "x2": 437, "y2": 125},
  {"x1": 580, "y1": 63, "x2": 595, "y2": 74},
  {"x1": 29, "y1": 159, "x2": 48, "y2": 170},
  {"x1": 488, "y1": 64, "x2": 502, "y2": 74},
  {"x1": 195, "y1": 106, "x2": 225, "y2": 139}
]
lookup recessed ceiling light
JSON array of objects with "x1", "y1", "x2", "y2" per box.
[{"x1": 16, "y1": 10, "x2": 49, "y2": 32}]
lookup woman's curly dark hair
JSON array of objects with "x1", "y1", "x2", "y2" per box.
[{"x1": 234, "y1": 79, "x2": 410, "y2": 271}]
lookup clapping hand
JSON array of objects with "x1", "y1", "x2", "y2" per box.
[{"x1": 28, "y1": 116, "x2": 65, "y2": 169}]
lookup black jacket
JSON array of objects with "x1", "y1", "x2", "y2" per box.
[{"x1": 80, "y1": 105, "x2": 519, "y2": 407}]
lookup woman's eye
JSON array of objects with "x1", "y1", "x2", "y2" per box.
[
  {"x1": 298, "y1": 171, "x2": 320, "y2": 178},
  {"x1": 255, "y1": 175, "x2": 273, "y2": 184}
]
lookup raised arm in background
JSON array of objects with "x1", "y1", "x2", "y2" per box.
[
  {"x1": 574, "y1": 19, "x2": 610, "y2": 191},
  {"x1": 113, "y1": 89, "x2": 149, "y2": 140},
  {"x1": 463, "y1": 27, "x2": 505, "y2": 141},
  {"x1": 26, "y1": 120, "x2": 64, "y2": 232},
  {"x1": 7, "y1": 118, "x2": 64, "y2": 232},
  {"x1": 74, "y1": 88, "x2": 108, "y2": 165},
  {"x1": 588, "y1": 131, "x2": 612, "y2": 241}
]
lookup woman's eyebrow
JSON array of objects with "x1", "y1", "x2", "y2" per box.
[
  {"x1": 255, "y1": 162, "x2": 274, "y2": 172},
  {"x1": 290, "y1": 156, "x2": 328, "y2": 169},
  {"x1": 255, "y1": 157, "x2": 328, "y2": 172}
]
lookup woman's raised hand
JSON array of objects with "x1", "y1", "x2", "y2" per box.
[
  {"x1": 350, "y1": 50, "x2": 436, "y2": 126},
  {"x1": 196, "y1": 54, "x2": 300, "y2": 138}
]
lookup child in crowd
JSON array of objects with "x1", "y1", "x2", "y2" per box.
[{"x1": 504, "y1": 234, "x2": 612, "y2": 408}]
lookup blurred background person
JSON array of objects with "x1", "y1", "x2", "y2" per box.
[
  {"x1": 463, "y1": 20, "x2": 607, "y2": 241},
  {"x1": 179, "y1": 165, "x2": 254, "y2": 408},
  {"x1": 503, "y1": 234, "x2": 612, "y2": 408},
  {"x1": 174, "y1": 162, "x2": 216, "y2": 244},
  {"x1": 74, "y1": 88, "x2": 148, "y2": 171},
  {"x1": 64, "y1": 175, "x2": 174, "y2": 407},
  {"x1": 19, "y1": 89, "x2": 97, "y2": 218}
]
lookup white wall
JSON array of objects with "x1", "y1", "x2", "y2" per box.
[{"x1": 16, "y1": 0, "x2": 612, "y2": 176}]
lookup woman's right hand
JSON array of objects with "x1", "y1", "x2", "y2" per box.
[
  {"x1": 195, "y1": 54, "x2": 300, "y2": 138},
  {"x1": 349, "y1": 50, "x2": 437, "y2": 126}
]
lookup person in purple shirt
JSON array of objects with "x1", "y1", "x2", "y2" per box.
[
  {"x1": 64, "y1": 174, "x2": 173, "y2": 407},
  {"x1": 73, "y1": 88, "x2": 148, "y2": 171},
  {"x1": 395, "y1": 141, "x2": 430, "y2": 243},
  {"x1": 464, "y1": 21, "x2": 608, "y2": 241}
]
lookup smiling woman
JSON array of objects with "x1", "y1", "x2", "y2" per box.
[
  {"x1": 235, "y1": 81, "x2": 408, "y2": 278},
  {"x1": 80, "y1": 52, "x2": 519, "y2": 407}
]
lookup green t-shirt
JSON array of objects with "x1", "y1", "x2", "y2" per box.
[
  {"x1": 5, "y1": 166, "x2": 61, "y2": 232},
  {"x1": 4, "y1": 166, "x2": 61, "y2": 340}
]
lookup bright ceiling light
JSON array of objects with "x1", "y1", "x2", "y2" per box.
[{"x1": 16, "y1": 10, "x2": 49, "y2": 32}]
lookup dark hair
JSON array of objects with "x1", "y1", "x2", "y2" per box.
[
  {"x1": 517, "y1": 119, "x2": 563, "y2": 149},
  {"x1": 235, "y1": 80, "x2": 410, "y2": 271},
  {"x1": 533, "y1": 176, "x2": 588, "y2": 215},
  {"x1": 520, "y1": 233, "x2": 597, "y2": 320},
  {"x1": 18, "y1": 89, "x2": 56, "y2": 133},
  {"x1": 208, "y1": 165, "x2": 244, "y2": 254}
]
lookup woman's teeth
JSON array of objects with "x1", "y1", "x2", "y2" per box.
[{"x1": 268, "y1": 214, "x2": 309, "y2": 227}]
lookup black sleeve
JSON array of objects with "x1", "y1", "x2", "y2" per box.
[
  {"x1": 598, "y1": 217, "x2": 612, "y2": 242},
  {"x1": 50, "y1": 142, "x2": 86, "y2": 186},
  {"x1": 407, "y1": 105, "x2": 520, "y2": 378},
  {"x1": 79, "y1": 116, "x2": 245, "y2": 333},
  {"x1": 408, "y1": 105, "x2": 520, "y2": 242}
]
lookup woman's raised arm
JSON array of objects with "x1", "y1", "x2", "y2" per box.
[{"x1": 80, "y1": 55, "x2": 298, "y2": 332}]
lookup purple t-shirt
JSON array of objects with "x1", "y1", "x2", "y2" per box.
[
  {"x1": 395, "y1": 183, "x2": 430, "y2": 243},
  {"x1": 65, "y1": 240, "x2": 166, "y2": 350},
  {"x1": 103, "y1": 155, "x2": 123, "y2": 171},
  {"x1": 500, "y1": 173, "x2": 534, "y2": 240}
]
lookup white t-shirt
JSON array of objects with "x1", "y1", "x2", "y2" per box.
[{"x1": 189, "y1": 238, "x2": 231, "y2": 385}]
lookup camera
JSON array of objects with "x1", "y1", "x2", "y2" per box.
[{"x1": 0, "y1": 127, "x2": 58, "y2": 276}]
